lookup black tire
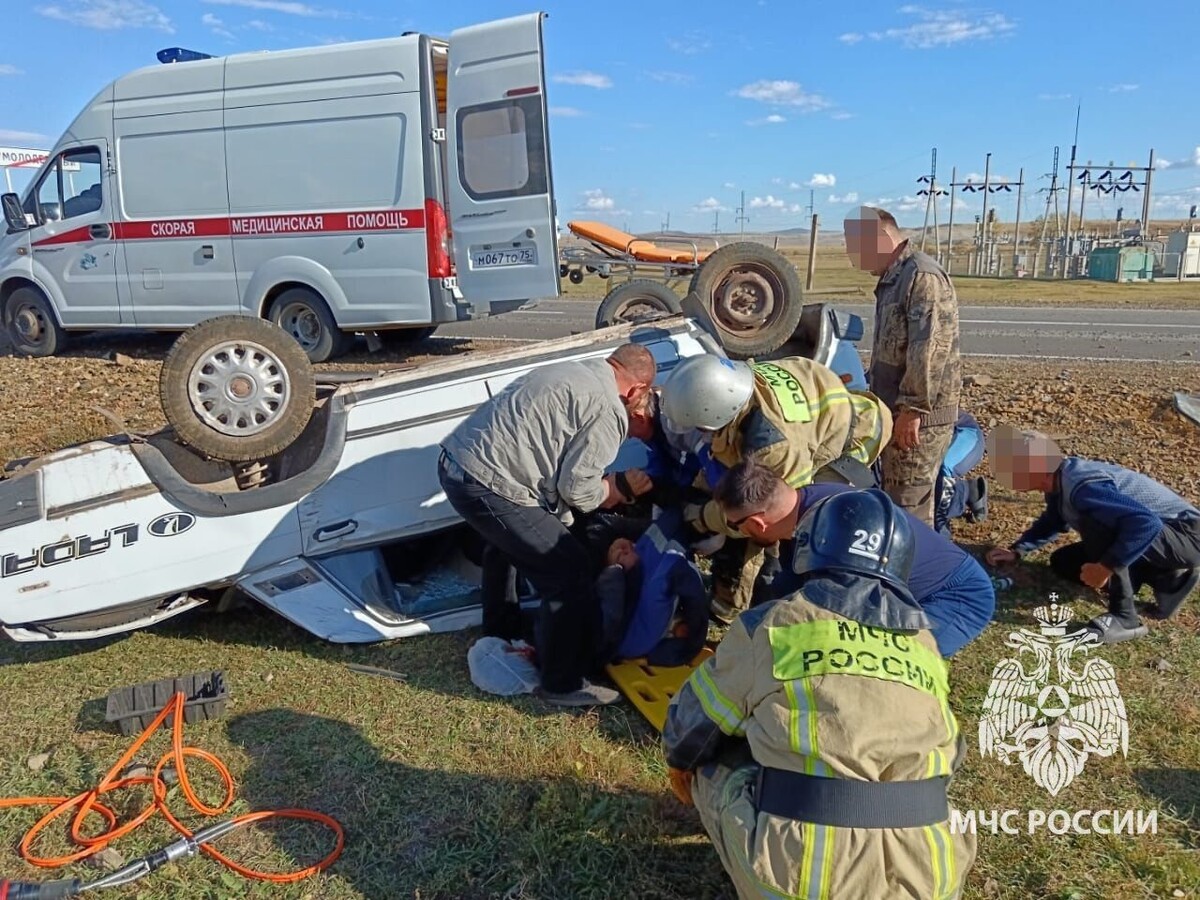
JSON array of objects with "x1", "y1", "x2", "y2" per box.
[
  {"x1": 687, "y1": 242, "x2": 804, "y2": 359},
  {"x1": 559, "y1": 264, "x2": 569, "y2": 278},
  {"x1": 568, "y1": 269, "x2": 584, "y2": 284},
  {"x1": 4, "y1": 286, "x2": 68, "y2": 357},
  {"x1": 267, "y1": 286, "x2": 353, "y2": 363},
  {"x1": 376, "y1": 326, "x2": 437, "y2": 346},
  {"x1": 159, "y1": 315, "x2": 316, "y2": 463},
  {"x1": 595, "y1": 280, "x2": 682, "y2": 329}
]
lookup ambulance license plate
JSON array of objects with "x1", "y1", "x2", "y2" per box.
[{"x1": 472, "y1": 247, "x2": 536, "y2": 268}]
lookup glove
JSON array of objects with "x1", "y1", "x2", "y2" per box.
[{"x1": 668, "y1": 767, "x2": 695, "y2": 806}]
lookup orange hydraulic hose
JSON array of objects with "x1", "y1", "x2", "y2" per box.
[{"x1": 1, "y1": 692, "x2": 344, "y2": 883}]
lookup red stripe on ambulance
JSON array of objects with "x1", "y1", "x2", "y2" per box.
[{"x1": 33, "y1": 209, "x2": 425, "y2": 246}]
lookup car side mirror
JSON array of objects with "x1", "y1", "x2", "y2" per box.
[{"x1": 2, "y1": 193, "x2": 29, "y2": 232}]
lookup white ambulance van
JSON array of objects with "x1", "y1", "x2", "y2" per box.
[{"x1": 0, "y1": 12, "x2": 560, "y2": 362}]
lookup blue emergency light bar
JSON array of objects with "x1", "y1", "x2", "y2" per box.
[{"x1": 157, "y1": 47, "x2": 215, "y2": 64}]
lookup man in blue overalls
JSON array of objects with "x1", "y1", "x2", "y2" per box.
[{"x1": 713, "y1": 460, "x2": 996, "y2": 658}]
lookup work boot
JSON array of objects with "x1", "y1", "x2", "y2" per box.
[
  {"x1": 540, "y1": 679, "x2": 621, "y2": 708},
  {"x1": 1075, "y1": 613, "x2": 1148, "y2": 645},
  {"x1": 966, "y1": 476, "x2": 989, "y2": 523},
  {"x1": 1147, "y1": 567, "x2": 1200, "y2": 620}
]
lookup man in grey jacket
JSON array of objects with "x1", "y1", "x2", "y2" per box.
[{"x1": 438, "y1": 343, "x2": 658, "y2": 706}]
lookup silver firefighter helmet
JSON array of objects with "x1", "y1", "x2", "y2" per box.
[{"x1": 659, "y1": 355, "x2": 755, "y2": 432}]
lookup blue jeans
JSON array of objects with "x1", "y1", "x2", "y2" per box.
[{"x1": 921, "y1": 555, "x2": 996, "y2": 657}]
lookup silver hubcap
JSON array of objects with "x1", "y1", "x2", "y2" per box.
[
  {"x1": 277, "y1": 302, "x2": 323, "y2": 353},
  {"x1": 13, "y1": 304, "x2": 46, "y2": 344},
  {"x1": 187, "y1": 340, "x2": 291, "y2": 438}
]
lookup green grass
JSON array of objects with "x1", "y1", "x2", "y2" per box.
[
  {"x1": 1, "y1": 540, "x2": 1197, "y2": 899},
  {"x1": 557, "y1": 244, "x2": 1200, "y2": 309}
]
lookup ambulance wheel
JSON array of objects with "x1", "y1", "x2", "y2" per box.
[
  {"x1": 268, "y1": 287, "x2": 353, "y2": 363},
  {"x1": 4, "y1": 286, "x2": 68, "y2": 357},
  {"x1": 595, "y1": 280, "x2": 681, "y2": 328},
  {"x1": 687, "y1": 242, "x2": 804, "y2": 359},
  {"x1": 160, "y1": 315, "x2": 316, "y2": 463}
]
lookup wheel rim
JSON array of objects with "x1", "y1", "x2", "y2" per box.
[
  {"x1": 12, "y1": 302, "x2": 48, "y2": 348},
  {"x1": 187, "y1": 340, "x2": 292, "y2": 438},
  {"x1": 276, "y1": 301, "x2": 324, "y2": 353},
  {"x1": 612, "y1": 297, "x2": 671, "y2": 324},
  {"x1": 710, "y1": 265, "x2": 784, "y2": 335}
]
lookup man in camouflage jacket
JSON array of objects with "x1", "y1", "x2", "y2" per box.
[{"x1": 846, "y1": 205, "x2": 962, "y2": 527}]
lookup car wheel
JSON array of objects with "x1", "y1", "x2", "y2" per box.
[
  {"x1": 268, "y1": 287, "x2": 354, "y2": 363},
  {"x1": 159, "y1": 315, "x2": 316, "y2": 462},
  {"x1": 4, "y1": 286, "x2": 68, "y2": 357}
]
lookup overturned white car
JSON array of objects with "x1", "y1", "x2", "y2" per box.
[{"x1": 0, "y1": 302, "x2": 870, "y2": 644}]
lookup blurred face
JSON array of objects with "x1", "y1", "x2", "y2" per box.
[
  {"x1": 988, "y1": 424, "x2": 1061, "y2": 491},
  {"x1": 607, "y1": 538, "x2": 638, "y2": 570},
  {"x1": 627, "y1": 389, "x2": 658, "y2": 441},
  {"x1": 844, "y1": 207, "x2": 901, "y2": 274}
]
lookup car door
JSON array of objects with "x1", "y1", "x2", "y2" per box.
[
  {"x1": 445, "y1": 12, "x2": 559, "y2": 306},
  {"x1": 24, "y1": 143, "x2": 126, "y2": 326}
]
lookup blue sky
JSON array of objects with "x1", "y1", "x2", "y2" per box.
[{"x1": 3, "y1": 1, "x2": 1199, "y2": 233}]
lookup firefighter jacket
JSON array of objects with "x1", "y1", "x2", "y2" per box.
[
  {"x1": 869, "y1": 240, "x2": 962, "y2": 427},
  {"x1": 695, "y1": 357, "x2": 893, "y2": 536},
  {"x1": 662, "y1": 571, "x2": 975, "y2": 899}
]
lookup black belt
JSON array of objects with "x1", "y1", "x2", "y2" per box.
[{"x1": 755, "y1": 767, "x2": 949, "y2": 829}]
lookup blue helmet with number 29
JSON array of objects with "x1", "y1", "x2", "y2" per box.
[{"x1": 790, "y1": 488, "x2": 916, "y2": 602}]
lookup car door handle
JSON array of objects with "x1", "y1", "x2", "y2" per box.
[
  {"x1": 89, "y1": 223, "x2": 111, "y2": 240},
  {"x1": 314, "y1": 519, "x2": 358, "y2": 542}
]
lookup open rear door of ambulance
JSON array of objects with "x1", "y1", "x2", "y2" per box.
[{"x1": 446, "y1": 12, "x2": 559, "y2": 308}]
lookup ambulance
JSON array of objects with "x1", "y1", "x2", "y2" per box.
[{"x1": 0, "y1": 12, "x2": 560, "y2": 362}]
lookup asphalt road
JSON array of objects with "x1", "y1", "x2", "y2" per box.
[{"x1": 442, "y1": 299, "x2": 1200, "y2": 364}]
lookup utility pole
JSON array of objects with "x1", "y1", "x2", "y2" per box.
[
  {"x1": 978, "y1": 152, "x2": 992, "y2": 275},
  {"x1": 804, "y1": 189, "x2": 815, "y2": 220},
  {"x1": 919, "y1": 148, "x2": 936, "y2": 253},
  {"x1": 713, "y1": 210, "x2": 720, "y2": 234},
  {"x1": 1036, "y1": 146, "x2": 1060, "y2": 277},
  {"x1": 1142, "y1": 148, "x2": 1154, "y2": 237},
  {"x1": 1013, "y1": 167, "x2": 1024, "y2": 275},
  {"x1": 661, "y1": 211, "x2": 671, "y2": 233},
  {"x1": 944, "y1": 166, "x2": 956, "y2": 273},
  {"x1": 735, "y1": 191, "x2": 749, "y2": 234},
  {"x1": 1062, "y1": 104, "x2": 1081, "y2": 278}
]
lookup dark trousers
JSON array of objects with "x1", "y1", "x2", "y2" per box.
[
  {"x1": 1049, "y1": 514, "x2": 1200, "y2": 620},
  {"x1": 438, "y1": 454, "x2": 595, "y2": 693}
]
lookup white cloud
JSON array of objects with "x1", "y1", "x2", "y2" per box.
[
  {"x1": 245, "y1": 18, "x2": 272, "y2": 29},
  {"x1": 750, "y1": 195, "x2": 786, "y2": 210},
  {"x1": 667, "y1": 31, "x2": 711, "y2": 55},
  {"x1": 844, "y1": 6, "x2": 1017, "y2": 49},
  {"x1": 1109, "y1": 83, "x2": 1139, "y2": 93},
  {"x1": 1038, "y1": 92, "x2": 1071, "y2": 100},
  {"x1": 808, "y1": 173, "x2": 837, "y2": 188},
  {"x1": 830, "y1": 111, "x2": 855, "y2": 120},
  {"x1": 553, "y1": 71, "x2": 613, "y2": 89},
  {"x1": 1158, "y1": 146, "x2": 1200, "y2": 169},
  {"x1": 788, "y1": 203, "x2": 804, "y2": 213},
  {"x1": 202, "y1": 11, "x2": 234, "y2": 37},
  {"x1": 38, "y1": 0, "x2": 173, "y2": 32},
  {"x1": 695, "y1": 197, "x2": 728, "y2": 212},
  {"x1": 549, "y1": 106, "x2": 584, "y2": 118},
  {"x1": 0, "y1": 129, "x2": 49, "y2": 144},
  {"x1": 830, "y1": 192, "x2": 860, "y2": 204},
  {"x1": 734, "y1": 79, "x2": 831, "y2": 111},
  {"x1": 581, "y1": 189, "x2": 615, "y2": 211},
  {"x1": 0, "y1": 64, "x2": 23, "y2": 76},
  {"x1": 203, "y1": 0, "x2": 340, "y2": 16},
  {"x1": 723, "y1": 182, "x2": 737, "y2": 189},
  {"x1": 747, "y1": 114, "x2": 787, "y2": 126},
  {"x1": 646, "y1": 70, "x2": 693, "y2": 85}
]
